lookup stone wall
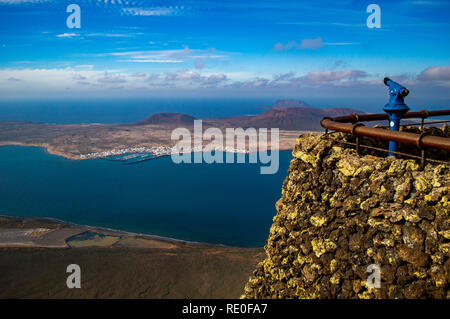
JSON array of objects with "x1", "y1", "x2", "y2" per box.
[{"x1": 242, "y1": 127, "x2": 449, "y2": 299}]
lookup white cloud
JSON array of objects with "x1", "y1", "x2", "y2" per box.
[
  {"x1": 274, "y1": 37, "x2": 324, "y2": 51},
  {"x1": 97, "y1": 72, "x2": 127, "y2": 84},
  {"x1": 411, "y1": 1, "x2": 449, "y2": 6},
  {"x1": 108, "y1": 47, "x2": 226, "y2": 64},
  {"x1": 0, "y1": 68, "x2": 105, "y2": 92},
  {"x1": 132, "y1": 72, "x2": 147, "y2": 78},
  {"x1": 300, "y1": 37, "x2": 324, "y2": 50},
  {"x1": 298, "y1": 70, "x2": 368, "y2": 83},
  {"x1": 323, "y1": 42, "x2": 360, "y2": 46},
  {"x1": 229, "y1": 69, "x2": 369, "y2": 89},
  {"x1": 0, "y1": 0, "x2": 48, "y2": 3},
  {"x1": 86, "y1": 33, "x2": 134, "y2": 38},
  {"x1": 0, "y1": 67, "x2": 231, "y2": 94},
  {"x1": 118, "y1": 59, "x2": 183, "y2": 63},
  {"x1": 121, "y1": 7, "x2": 181, "y2": 16},
  {"x1": 56, "y1": 33, "x2": 80, "y2": 38},
  {"x1": 274, "y1": 37, "x2": 359, "y2": 51},
  {"x1": 417, "y1": 66, "x2": 450, "y2": 82},
  {"x1": 163, "y1": 69, "x2": 228, "y2": 87},
  {"x1": 74, "y1": 65, "x2": 94, "y2": 70}
]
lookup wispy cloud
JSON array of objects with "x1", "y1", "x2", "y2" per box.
[
  {"x1": 227, "y1": 69, "x2": 370, "y2": 90},
  {"x1": 410, "y1": 1, "x2": 450, "y2": 6},
  {"x1": 274, "y1": 37, "x2": 324, "y2": 51},
  {"x1": 324, "y1": 42, "x2": 360, "y2": 46},
  {"x1": 97, "y1": 72, "x2": 127, "y2": 84},
  {"x1": 121, "y1": 7, "x2": 182, "y2": 17},
  {"x1": 56, "y1": 33, "x2": 80, "y2": 38},
  {"x1": 107, "y1": 47, "x2": 227, "y2": 64},
  {"x1": 0, "y1": 0, "x2": 48, "y2": 4},
  {"x1": 274, "y1": 37, "x2": 359, "y2": 51},
  {"x1": 118, "y1": 59, "x2": 184, "y2": 63},
  {"x1": 86, "y1": 33, "x2": 135, "y2": 38}
]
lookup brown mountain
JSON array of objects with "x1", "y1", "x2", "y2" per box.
[
  {"x1": 205, "y1": 105, "x2": 363, "y2": 130},
  {"x1": 273, "y1": 99, "x2": 311, "y2": 108},
  {"x1": 244, "y1": 107, "x2": 361, "y2": 130},
  {"x1": 257, "y1": 99, "x2": 311, "y2": 111},
  {"x1": 133, "y1": 100, "x2": 363, "y2": 131},
  {"x1": 135, "y1": 112, "x2": 196, "y2": 125}
]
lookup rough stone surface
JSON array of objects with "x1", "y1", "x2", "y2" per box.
[{"x1": 242, "y1": 127, "x2": 449, "y2": 299}]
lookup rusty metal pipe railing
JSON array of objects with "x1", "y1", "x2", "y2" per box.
[
  {"x1": 332, "y1": 109, "x2": 450, "y2": 124},
  {"x1": 320, "y1": 112, "x2": 450, "y2": 152}
]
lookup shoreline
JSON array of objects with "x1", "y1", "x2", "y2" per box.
[
  {"x1": 0, "y1": 141, "x2": 81, "y2": 160},
  {"x1": 0, "y1": 142, "x2": 298, "y2": 161},
  {"x1": 0, "y1": 214, "x2": 242, "y2": 249}
]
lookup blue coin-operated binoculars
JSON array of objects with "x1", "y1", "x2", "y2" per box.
[{"x1": 383, "y1": 77, "x2": 410, "y2": 156}]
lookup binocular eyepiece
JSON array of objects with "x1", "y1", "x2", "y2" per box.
[{"x1": 384, "y1": 77, "x2": 409, "y2": 97}]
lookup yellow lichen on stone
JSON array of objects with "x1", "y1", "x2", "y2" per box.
[
  {"x1": 438, "y1": 230, "x2": 450, "y2": 239},
  {"x1": 414, "y1": 270, "x2": 427, "y2": 279},
  {"x1": 387, "y1": 161, "x2": 405, "y2": 175},
  {"x1": 311, "y1": 238, "x2": 336, "y2": 258},
  {"x1": 337, "y1": 157, "x2": 360, "y2": 177},
  {"x1": 330, "y1": 259, "x2": 337, "y2": 272},
  {"x1": 296, "y1": 254, "x2": 306, "y2": 266},
  {"x1": 311, "y1": 238, "x2": 327, "y2": 257},
  {"x1": 358, "y1": 290, "x2": 372, "y2": 299},
  {"x1": 306, "y1": 190, "x2": 316, "y2": 201},
  {"x1": 439, "y1": 243, "x2": 450, "y2": 256},
  {"x1": 310, "y1": 215, "x2": 327, "y2": 227},
  {"x1": 354, "y1": 165, "x2": 374, "y2": 177},
  {"x1": 293, "y1": 150, "x2": 318, "y2": 168},
  {"x1": 330, "y1": 273, "x2": 341, "y2": 285},
  {"x1": 401, "y1": 209, "x2": 421, "y2": 223},
  {"x1": 406, "y1": 161, "x2": 420, "y2": 172},
  {"x1": 414, "y1": 175, "x2": 432, "y2": 193},
  {"x1": 367, "y1": 217, "x2": 393, "y2": 231},
  {"x1": 381, "y1": 238, "x2": 394, "y2": 247}
]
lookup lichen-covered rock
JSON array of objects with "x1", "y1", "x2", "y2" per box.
[{"x1": 242, "y1": 129, "x2": 449, "y2": 299}]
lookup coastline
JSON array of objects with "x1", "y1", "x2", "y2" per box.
[
  {"x1": 0, "y1": 141, "x2": 81, "y2": 160},
  {"x1": 0, "y1": 141, "x2": 301, "y2": 161},
  {"x1": 0, "y1": 214, "x2": 265, "y2": 299},
  {"x1": 0, "y1": 214, "x2": 231, "y2": 248}
]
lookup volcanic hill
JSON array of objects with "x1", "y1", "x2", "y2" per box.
[{"x1": 135, "y1": 112, "x2": 197, "y2": 125}]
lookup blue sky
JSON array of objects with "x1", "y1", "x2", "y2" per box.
[{"x1": 0, "y1": 0, "x2": 449, "y2": 108}]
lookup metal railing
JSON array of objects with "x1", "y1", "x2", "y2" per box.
[{"x1": 320, "y1": 109, "x2": 450, "y2": 167}]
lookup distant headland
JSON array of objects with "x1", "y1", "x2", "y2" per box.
[{"x1": 0, "y1": 100, "x2": 363, "y2": 160}]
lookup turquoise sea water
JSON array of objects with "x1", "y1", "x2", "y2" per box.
[{"x1": 0, "y1": 146, "x2": 292, "y2": 247}]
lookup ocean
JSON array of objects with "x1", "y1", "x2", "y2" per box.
[
  {"x1": 0, "y1": 98, "x2": 276, "y2": 124},
  {"x1": 0, "y1": 146, "x2": 292, "y2": 247}
]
